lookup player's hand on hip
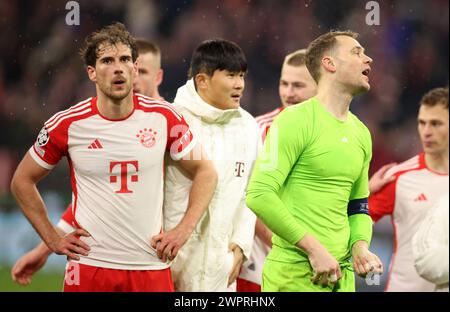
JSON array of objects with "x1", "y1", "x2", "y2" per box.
[
  {"x1": 52, "y1": 228, "x2": 91, "y2": 261},
  {"x1": 151, "y1": 225, "x2": 191, "y2": 262},
  {"x1": 351, "y1": 240, "x2": 383, "y2": 277},
  {"x1": 227, "y1": 243, "x2": 244, "y2": 287}
]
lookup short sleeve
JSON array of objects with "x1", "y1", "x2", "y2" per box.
[
  {"x1": 29, "y1": 122, "x2": 68, "y2": 169},
  {"x1": 368, "y1": 179, "x2": 396, "y2": 222},
  {"x1": 166, "y1": 110, "x2": 197, "y2": 161}
]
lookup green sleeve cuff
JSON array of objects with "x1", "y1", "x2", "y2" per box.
[{"x1": 348, "y1": 213, "x2": 373, "y2": 249}]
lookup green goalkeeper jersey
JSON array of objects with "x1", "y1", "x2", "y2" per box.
[{"x1": 246, "y1": 97, "x2": 372, "y2": 264}]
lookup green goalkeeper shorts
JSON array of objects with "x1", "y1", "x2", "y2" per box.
[{"x1": 261, "y1": 259, "x2": 355, "y2": 292}]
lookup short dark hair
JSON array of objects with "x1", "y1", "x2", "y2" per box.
[
  {"x1": 420, "y1": 87, "x2": 449, "y2": 109},
  {"x1": 284, "y1": 49, "x2": 307, "y2": 67},
  {"x1": 188, "y1": 38, "x2": 247, "y2": 80},
  {"x1": 306, "y1": 30, "x2": 358, "y2": 83},
  {"x1": 135, "y1": 39, "x2": 161, "y2": 68},
  {"x1": 80, "y1": 22, "x2": 138, "y2": 67}
]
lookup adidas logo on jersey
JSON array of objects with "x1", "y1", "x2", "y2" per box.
[
  {"x1": 413, "y1": 193, "x2": 428, "y2": 202},
  {"x1": 88, "y1": 139, "x2": 103, "y2": 149}
]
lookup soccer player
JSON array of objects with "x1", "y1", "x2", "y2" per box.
[
  {"x1": 11, "y1": 38, "x2": 170, "y2": 287},
  {"x1": 238, "y1": 49, "x2": 317, "y2": 292},
  {"x1": 256, "y1": 49, "x2": 317, "y2": 141},
  {"x1": 369, "y1": 87, "x2": 449, "y2": 292},
  {"x1": 412, "y1": 192, "x2": 449, "y2": 292},
  {"x1": 245, "y1": 30, "x2": 383, "y2": 292},
  {"x1": 10, "y1": 23, "x2": 217, "y2": 292},
  {"x1": 162, "y1": 38, "x2": 259, "y2": 291},
  {"x1": 133, "y1": 39, "x2": 164, "y2": 100}
]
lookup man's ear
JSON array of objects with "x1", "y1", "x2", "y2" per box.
[
  {"x1": 87, "y1": 65, "x2": 96, "y2": 82},
  {"x1": 321, "y1": 56, "x2": 336, "y2": 74},
  {"x1": 155, "y1": 69, "x2": 163, "y2": 87},
  {"x1": 195, "y1": 73, "x2": 209, "y2": 90},
  {"x1": 133, "y1": 61, "x2": 138, "y2": 79}
]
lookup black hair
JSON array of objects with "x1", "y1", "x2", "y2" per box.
[{"x1": 188, "y1": 38, "x2": 247, "y2": 82}]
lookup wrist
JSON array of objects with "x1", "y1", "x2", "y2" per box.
[
  {"x1": 296, "y1": 233, "x2": 322, "y2": 255},
  {"x1": 232, "y1": 245, "x2": 244, "y2": 261},
  {"x1": 233, "y1": 244, "x2": 243, "y2": 255},
  {"x1": 352, "y1": 240, "x2": 369, "y2": 251},
  {"x1": 177, "y1": 220, "x2": 196, "y2": 235},
  {"x1": 46, "y1": 230, "x2": 63, "y2": 252},
  {"x1": 36, "y1": 242, "x2": 53, "y2": 257}
]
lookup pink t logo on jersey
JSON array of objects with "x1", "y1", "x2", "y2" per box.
[{"x1": 109, "y1": 161, "x2": 139, "y2": 193}]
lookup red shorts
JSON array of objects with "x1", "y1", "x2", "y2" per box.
[
  {"x1": 63, "y1": 262, "x2": 174, "y2": 292},
  {"x1": 236, "y1": 277, "x2": 261, "y2": 292}
]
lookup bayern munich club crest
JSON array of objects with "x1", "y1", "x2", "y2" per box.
[{"x1": 136, "y1": 128, "x2": 157, "y2": 148}]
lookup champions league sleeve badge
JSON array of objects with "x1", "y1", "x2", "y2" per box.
[{"x1": 36, "y1": 126, "x2": 50, "y2": 147}]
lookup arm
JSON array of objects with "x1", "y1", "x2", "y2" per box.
[
  {"x1": 368, "y1": 163, "x2": 397, "y2": 194},
  {"x1": 245, "y1": 115, "x2": 307, "y2": 246},
  {"x1": 368, "y1": 162, "x2": 398, "y2": 223},
  {"x1": 151, "y1": 144, "x2": 217, "y2": 262},
  {"x1": 349, "y1": 214, "x2": 383, "y2": 277},
  {"x1": 228, "y1": 196, "x2": 257, "y2": 286},
  {"x1": 12, "y1": 204, "x2": 77, "y2": 285},
  {"x1": 412, "y1": 194, "x2": 449, "y2": 286},
  {"x1": 10, "y1": 152, "x2": 90, "y2": 260},
  {"x1": 246, "y1": 111, "x2": 341, "y2": 286},
  {"x1": 11, "y1": 226, "x2": 66, "y2": 285},
  {"x1": 349, "y1": 131, "x2": 383, "y2": 277},
  {"x1": 255, "y1": 218, "x2": 272, "y2": 247}
]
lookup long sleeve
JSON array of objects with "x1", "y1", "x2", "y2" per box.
[
  {"x1": 348, "y1": 128, "x2": 373, "y2": 247},
  {"x1": 348, "y1": 214, "x2": 373, "y2": 248},
  {"x1": 246, "y1": 109, "x2": 308, "y2": 245},
  {"x1": 231, "y1": 195, "x2": 257, "y2": 261}
]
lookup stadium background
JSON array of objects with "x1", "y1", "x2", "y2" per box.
[{"x1": 0, "y1": 0, "x2": 448, "y2": 291}]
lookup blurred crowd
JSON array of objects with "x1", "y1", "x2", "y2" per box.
[{"x1": 0, "y1": 0, "x2": 448, "y2": 208}]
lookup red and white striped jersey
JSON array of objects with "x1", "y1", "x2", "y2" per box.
[
  {"x1": 255, "y1": 107, "x2": 284, "y2": 141},
  {"x1": 369, "y1": 153, "x2": 449, "y2": 291},
  {"x1": 30, "y1": 94, "x2": 196, "y2": 270}
]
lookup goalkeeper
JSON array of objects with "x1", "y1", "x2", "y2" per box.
[{"x1": 246, "y1": 30, "x2": 383, "y2": 292}]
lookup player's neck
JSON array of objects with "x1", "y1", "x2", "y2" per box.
[
  {"x1": 151, "y1": 90, "x2": 162, "y2": 100},
  {"x1": 315, "y1": 83, "x2": 352, "y2": 121},
  {"x1": 425, "y1": 151, "x2": 449, "y2": 174},
  {"x1": 96, "y1": 91, "x2": 134, "y2": 119}
]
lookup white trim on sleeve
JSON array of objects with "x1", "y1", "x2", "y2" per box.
[
  {"x1": 171, "y1": 136, "x2": 198, "y2": 161},
  {"x1": 29, "y1": 147, "x2": 55, "y2": 170}
]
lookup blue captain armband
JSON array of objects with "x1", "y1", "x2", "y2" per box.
[{"x1": 347, "y1": 198, "x2": 369, "y2": 216}]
